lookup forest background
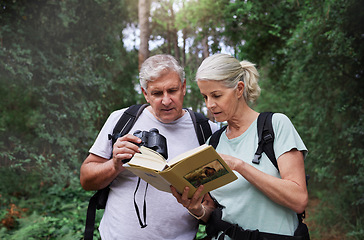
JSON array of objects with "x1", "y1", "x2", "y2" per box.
[{"x1": 0, "y1": 0, "x2": 363, "y2": 239}]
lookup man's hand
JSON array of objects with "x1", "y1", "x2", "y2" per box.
[
  {"x1": 112, "y1": 134, "x2": 142, "y2": 170},
  {"x1": 80, "y1": 134, "x2": 142, "y2": 191}
]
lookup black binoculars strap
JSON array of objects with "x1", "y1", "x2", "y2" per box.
[{"x1": 133, "y1": 177, "x2": 148, "y2": 228}]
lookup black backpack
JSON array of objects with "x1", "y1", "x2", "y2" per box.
[
  {"x1": 209, "y1": 112, "x2": 277, "y2": 169},
  {"x1": 84, "y1": 104, "x2": 213, "y2": 240},
  {"x1": 207, "y1": 112, "x2": 310, "y2": 239},
  {"x1": 209, "y1": 112, "x2": 309, "y2": 185}
]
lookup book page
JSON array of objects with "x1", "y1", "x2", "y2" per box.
[
  {"x1": 167, "y1": 144, "x2": 209, "y2": 166},
  {"x1": 127, "y1": 146, "x2": 167, "y2": 171},
  {"x1": 139, "y1": 146, "x2": 166, "y2": 159}
]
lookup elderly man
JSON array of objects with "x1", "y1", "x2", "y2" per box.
[{"x1": 80, "y1": 54, "x2": 218, "y2": 239}]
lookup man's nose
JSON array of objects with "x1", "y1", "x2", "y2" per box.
[{"x1": 162, "y1": 93, "x2": 172, "y2": 105}]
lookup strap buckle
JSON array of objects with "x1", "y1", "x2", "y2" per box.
[
  {"x1": 252, "y1": 153, "x2": 261, "y2": 164},
  {"x1": 253, "y1": 132, "x2": 273, "y2": 165}
]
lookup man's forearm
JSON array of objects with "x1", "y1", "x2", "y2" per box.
[{"x1": 80, "y1": 155, "x2": 124, "y2": 191}]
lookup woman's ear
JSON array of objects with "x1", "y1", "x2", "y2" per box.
[{"x1": 236, "y1": 81, "x2": 245, "y2": 98}]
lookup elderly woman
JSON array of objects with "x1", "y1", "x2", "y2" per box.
[{"x1": 171, "y1": 53, "x2": 309, "y2": 240}]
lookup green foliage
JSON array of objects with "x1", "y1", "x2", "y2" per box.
[
  {"x1": 175, "y1": 0, "x2": 228, "y2": 54},
  {"x1": 1, "y1": 0, "x2": 363, "y2": 238},
  {"x1": 195, "y1": 224, "x2": 208, "y2": 240},
  {"x1": 0, "y1": 180, "x2": 103, "y2": 239},
  {"x1": 222, "y1": 0, "x2": 364, "y2": 238},
  {"x1": 183, "y1": 63, "x2": 206, "y2": 112},
  {"x1": 0, "y1": 0, "x2": 138, "y2": 238}
]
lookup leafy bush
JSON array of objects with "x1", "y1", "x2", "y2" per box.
[
  {"x1": 233, "y1": 0, "x2": 364, "y2": 238},
  {"x1": 0, "y1": 178, "x2": 103, "y2": 239},
  {"x1": 0, "y1": 0, "x2": 138, "y2": 238}
]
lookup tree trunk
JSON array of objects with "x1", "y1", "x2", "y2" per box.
[
  {"x1": 167, "y1": 22, "x2": 171, "y2": 54},
  {"x1": 138, "y1": 0, "x2": 151, "y2": 70},
  {"x1": 202, "y1": 35, "x2": 209, "y2": 59},
  {"x1": 170, "y1": 5, "x2": 180, "y2": 62},
  {"x1": 182, "y1": 28, "x2": 186, "y2": 66}
]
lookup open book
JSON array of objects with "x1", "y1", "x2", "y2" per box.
[{"x1": 123, "y1": 144, "x2": 237, "y2": 198}]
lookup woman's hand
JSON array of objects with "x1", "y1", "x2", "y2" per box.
[
  {"x1": 219, "y1": 153, "x2": 243, "y2": 171},
  {"x1": 170, "y1": 185, "x2": 216, "y2": 222},
  {"x1": 171, "y1": 185, "x2": 205, "y2": 215}
]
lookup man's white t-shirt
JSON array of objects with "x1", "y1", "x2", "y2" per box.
[{"x1": 89, "y1": 107, "x2": 218, "y2": 239}]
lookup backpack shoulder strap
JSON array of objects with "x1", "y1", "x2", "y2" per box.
[
  {"x1": 252, "y1": 112, "x2": 278, "y2": 170},
  {"x1": 186, "y1": 108, "x2": 213, "y2": 145},
  {"x1": 255, "y1": 112, "x2": 309, "y2": 221},
  {"x1": 110, "y1": 104, "x2": 149, "y2": 144},
  {"x1": 209, "y1": 125, "x2": 227, "y2": 149},
  {"x1": 84, "y1": 104, "x2": 148, "y2": 240}
]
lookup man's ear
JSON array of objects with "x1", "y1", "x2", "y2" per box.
[
  {"x1": 141, "y1": 87, "x2": 149, "y2": 103},
  {"x1": 182, "y1": 79, "x2": 187, "y2": 96}
]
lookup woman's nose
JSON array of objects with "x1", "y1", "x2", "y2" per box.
[{"x1": 205, "y1": 97, "x2": 215, "y2": 109}]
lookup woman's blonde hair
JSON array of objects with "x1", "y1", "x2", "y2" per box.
[{"x1": 196, "y1": 53, "x2": 261, "y2": 103}]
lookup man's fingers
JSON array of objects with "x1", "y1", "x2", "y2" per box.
[{"x1": 116, "y1": 134, "x2": 141, "y2": 145}]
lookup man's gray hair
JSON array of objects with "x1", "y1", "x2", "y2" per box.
[{"x1": 139, "y1": 54, "x2": 185, "y2": 90}]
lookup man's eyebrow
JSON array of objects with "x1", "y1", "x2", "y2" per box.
[
  {"x1": 168, "y1": 87, "x2": 179, "y2": 90},
  {"x1": 151, "y1": 86, "x2": 179, "y2": 92},
  {"x1": 150, "y1": 90, "x2": 162, "y2": 94}
]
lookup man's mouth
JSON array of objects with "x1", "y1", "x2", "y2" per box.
[{"x1": 161, "y1": 108, "x2": 174, "y2": 112}]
